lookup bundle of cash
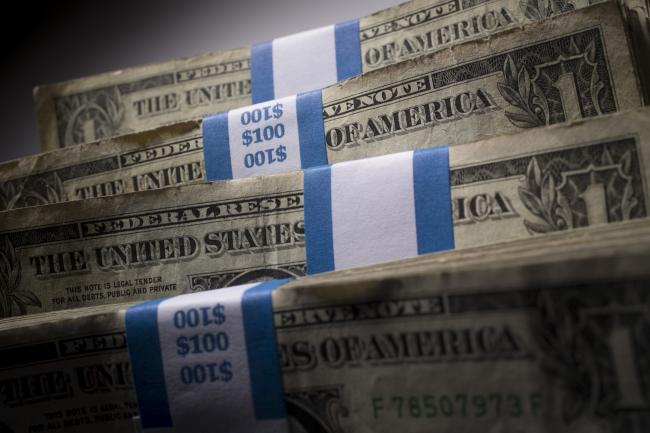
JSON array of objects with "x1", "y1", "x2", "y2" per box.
[
  {"x1": 2, "y1": 1, "x2": 648, "y2": 432},
  {"x1": 0, "y1": 105, "x2": 648, "y2": 317},
  {"x1": 1, "y1": 219, "x2": 649, "y2": 433},
  {"x1": 4, "y1": 3, "x2": 645, "y2": 211},
  {"x1": 34, "y1": 0, "x2": 646, "y2": 151}
]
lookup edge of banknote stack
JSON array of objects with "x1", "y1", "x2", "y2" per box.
[
  {"x1": 1, "y1": 220, "x2": 649, "y2": 432},
  {"x1": 32, "y1": 0, "x2": 650, "y2": 151},
  {"x1": 1, "y1": 1, "x2": 649, "y2": 432}
]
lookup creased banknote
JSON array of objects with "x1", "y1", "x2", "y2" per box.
[
  {"x1": 274, "y1": 234, "x2": 650, "y2": 433},
  {"x1": 0, "y1": 121, "x2": 202, "y2": 211},
  {"x1": 34, "y1": 0, "x2": 637, "y2": 150},
  {"x1": 322, "y1": 1, "x2": 641, "y2": 163},
  {"x1": 7, "y1": 3, "x2": 643, "y2": 213},
  {"x1": 0, "y1": 107, "x2": 648, "y2": 317},
  {"x1": 0, "y1": 220, "x2": 649, "y2": 433}
]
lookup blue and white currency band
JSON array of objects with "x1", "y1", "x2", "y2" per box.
[
  {"x1": 125, "y1": 279, "x2": 290, "y2": 433},
  {"x1": 202, "y1": 17, "x2": 363, "y2": 180},
  {"x1": 203, "y1": 90, "x2": 326, "y2": 180},
  {"x1": 304, "y1": 148, "x2": 454, "y2": 274},
  {"x1": 251, "y1": 19, "x2": 361, "y2": 102}
]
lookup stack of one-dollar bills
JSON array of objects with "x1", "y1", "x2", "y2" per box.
[{"x1": 1, "y1": 1, "x2": 649, "y2": 432}]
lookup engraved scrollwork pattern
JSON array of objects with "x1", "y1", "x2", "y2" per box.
[
  {"x1": 519, "y1": 0, "x2": 575, "y2": 20},
  {"x1": 285, "y1": 387, "x2": 349, "y2": 433},
  {"x1": 0, "y1": 236, "x2": 41, "y2": 318},
  {"x1": 498, "y1": 37, "x2": 608, "y2": 129},
  {"x1": 0, "y1": 172, "x2": 67, "y2": 211},
  {"x1": 188, "y1": 263, "x2": 307, "y2": 293},
  {"x1": 531, "y1": 285, "x2": 650, "y2": 432},
  {"x1": 518, "y1": 146, "x2": 641, "y2": 234}
]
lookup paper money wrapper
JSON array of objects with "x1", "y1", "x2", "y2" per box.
[
  {"x1": 10, "y1": 3, "x2": 643, "y2": 213},
  {"x1": 33, "y1": 0, "x2": 646, "y2": 150},
  {"x1": 0, "y1": 219, "x2": 649, "y2": 433},
  {"x1": 1, "y1": 106, "x2": 650, "y2": 317}
]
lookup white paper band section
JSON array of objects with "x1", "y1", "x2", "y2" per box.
[
  {"x1": 304, "y1": 147, "x2": 455, "y2": 274},
  {"x1": 229, "y1": 95, "x2": 302, "y2": 179},
  {"x1": 251, "y1": 20, "x2": 361, "y2": 102},
  {"x1": 332, "y1": 151, "x2": 419, "y2": 269},
  {"x1": 273, "y1": 25, "x2": 338, "y2": 97}
]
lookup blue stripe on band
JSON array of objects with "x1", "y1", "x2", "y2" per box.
[
  {"x1": 251, "y1": 41, "x2": 275, "y2": 103},
  {"x1": 304, "y1": 165, "x2": 335, "y2": 274},
  {"x1": 296, "y1": 90, "x2": 327, "y2": 169},
  {"x1": 334, "y1": 19, "x2": 362, "y2": 81},
  {"x1": 202, "y1": 112, "x2": 233, "y2": 181},
  {"x1": 241, "y1": 279, "x2": 291, "y2": 419},
  {"x1": 125, "y1": 298, "x2": 172, "y2": 429},
  {"x1": 413, "y1": 147, "x2": 455, "y2": 255}
]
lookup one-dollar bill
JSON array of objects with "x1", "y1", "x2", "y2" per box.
[
  {"x1": 321, "y1": 1, "x2": 642, "y2": 164},
  {"x1": 1, "y1": 106, "x2": 649, "y2": 317},
  {"x1": 275, "y1": 230, "x2": 650, "y2": 433},
  {"x1": 6, "y1": 3, "x2": 643, "y2": 212},
  {"x1": 0, "y1": 220, "x2": 649, "y2": 433},
  {"x1": 34, "y1": 0, "x2": 638, "y2": 150}
]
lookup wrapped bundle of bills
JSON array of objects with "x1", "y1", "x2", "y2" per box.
[
  {"x1": 3, "y1": 2, "x2": 648, "y2": 433},
  {"x1": 0, "y1": 219, "x2": 649, "y2": 432},
  {"x1": 0, "y1": 105, "x2": 649, "y2": 317},
  {"x1": 4, "y1": 2, "x2": 646, "y2": 211},
  {"x1": 33, "y1": 0, "x2": 646, "y2": 151}
]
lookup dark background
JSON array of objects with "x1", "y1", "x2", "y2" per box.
[{"x1": 0, "y1": 0, "x2": 398, "y2": 163}]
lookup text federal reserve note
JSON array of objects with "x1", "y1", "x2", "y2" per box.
[
  {"x1": 35, "y1": 0, "x2": 633, "y2": 150},
  {"x1": 323, "y1": 2, "x2": 642, "y2": 163},
  {"x1": 1, "y1": 107, "x2": 649, "y2": 317},
  {"x1": 1, "y1": 221, "x2": 649, "y2": 432}
]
